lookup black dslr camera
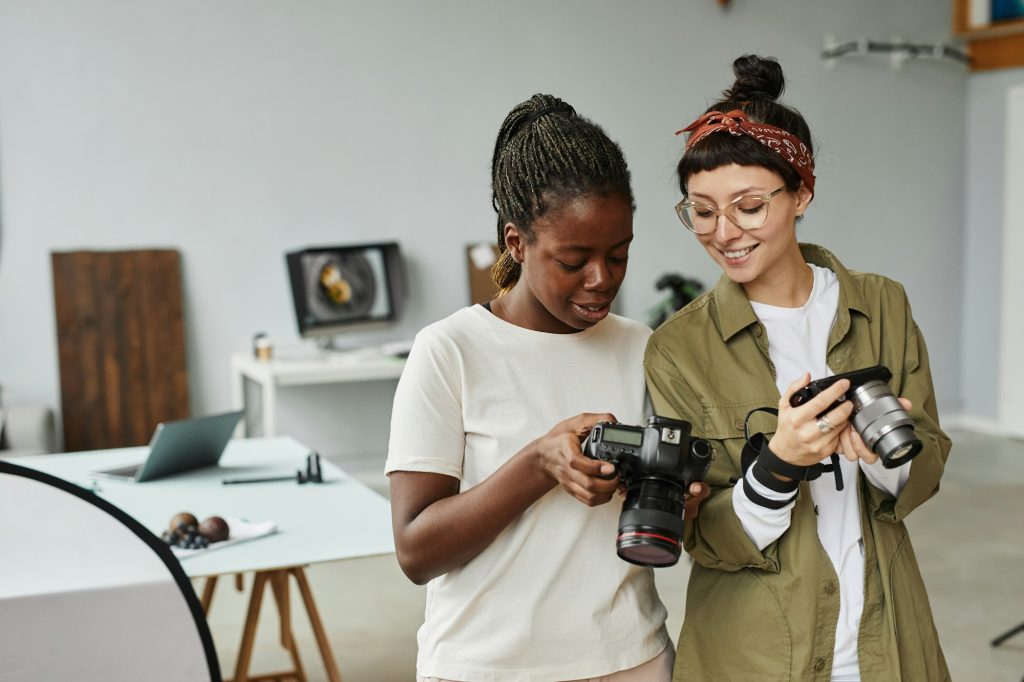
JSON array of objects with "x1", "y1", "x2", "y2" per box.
[
  {"x1": 790, "y1": 365, "x2": 922, "y2": 468},
  {"x1": 583, "y1": 416, "x2": 713, "y2": 568}
]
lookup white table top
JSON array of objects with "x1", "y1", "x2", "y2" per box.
[
  {"x1": 231, "y1": 351, "x2": 405, "y2": 387},
  {"x1": 7, "y1": 436, "x2": 395, "y2": 578}
]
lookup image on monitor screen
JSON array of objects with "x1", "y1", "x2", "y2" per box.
[{"x1": 285, "y1": 242, "x2": 406, "y2": 342}]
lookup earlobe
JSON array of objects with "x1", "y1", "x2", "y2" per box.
[
  {"x1": 504, "y1": 223, "x2": 525, "y2": 264},
  {"x1": 796, "y1": 184, "x2": 813, "y2": 215}
]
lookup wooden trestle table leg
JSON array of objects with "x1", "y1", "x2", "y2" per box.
[
  {"x1": 216, "y1": 567, "x2": 340, "y2": 682},
  {"x1": 270, "y1": 570, "x2": 308, "y2": 682},
  {"x1": 291, "y1": 566, "x2": 343, "y2": 682}
]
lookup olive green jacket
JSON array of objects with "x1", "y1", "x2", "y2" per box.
[{"x1": 644, "y1": 244, "x2": 951, "y2": 682}]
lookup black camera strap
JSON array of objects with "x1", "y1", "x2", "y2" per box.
[{"x1": 740, "y1": 407, "x2": 844, "y2": 492}]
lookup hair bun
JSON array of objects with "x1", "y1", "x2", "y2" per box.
[
  {"x1": 495, "y1": 94, "x2": 578, "y2": 158},
  {"x1": 522, "y1": 93, "x2": 576, "y2": 121},
  {"x1": 724, "y1": 55, "x2": 785, "y2": 102}
]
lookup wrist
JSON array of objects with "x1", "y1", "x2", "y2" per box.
[
  {"x1": 751, "y1": 456, "x2": 799, "y2": 493},
  {"x1": 522, "y1": 441, "x2": 558, "y2": 488},
  {"x1": 757, "y1": 439, "x2": 813, "y2": 484}
]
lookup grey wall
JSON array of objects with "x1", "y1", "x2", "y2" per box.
[
  {"x1": 962, "y1": 66, "x2": 1024, "y2": 423},
  {"x1": 0, "y1": 1, "x2": 967, "y2": 458}
]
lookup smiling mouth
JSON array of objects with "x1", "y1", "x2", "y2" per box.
[
  {"x1": 572, "y1": 301, "x2": 611, "y2": 321},
  {"x1": 720, "y1": 244, "x2": 758, "y2": 259}
]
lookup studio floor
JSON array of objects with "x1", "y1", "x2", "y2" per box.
[{"x1": 200, "y1": 428, "x2": 1024, "y2": 681}]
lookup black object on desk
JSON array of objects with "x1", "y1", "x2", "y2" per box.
[{"x1": 222, "y1": 452, "x2": 323, "y2": 485}]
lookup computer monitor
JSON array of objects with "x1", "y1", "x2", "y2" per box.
[{"x1": 285, "y1": 242, "x2": 407, "y2": 345}]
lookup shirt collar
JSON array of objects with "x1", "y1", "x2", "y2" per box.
[{"x1": 713, "y1": 243, "x2": 872, "y2": 342}]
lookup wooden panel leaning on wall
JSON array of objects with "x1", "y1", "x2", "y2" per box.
[{"x1": 51, "y1": 250, "x2": 190, "y2": 452}]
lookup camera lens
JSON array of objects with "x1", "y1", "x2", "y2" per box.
[
  {"x1": 616, "y1": 478, "x2": 686, "y2": 567},
  {"x1": 849, "y1": 380, "x2": 923, "y2": 468},
  {"x1": 887, "y1": 441, "x2": 918, "y2": 462}
]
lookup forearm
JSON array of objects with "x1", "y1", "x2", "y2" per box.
[
  {"x1": 393, "y1": 447, "x2": 555, "y2": 584},
  {"x1": 732, "y1": 463, "x2": 797, "y2": 550}
]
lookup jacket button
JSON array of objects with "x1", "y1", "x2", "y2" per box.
[
  {"x1": 825, "y1": 581, "x2": 836, "y2": 595},
  {"x1": 814, "y1": 657, "x2": 826, "y2": 672},
  {"x1": 734, "y1": 419, "x2": 744, "y2": 431},
  {"x1": 753, "y1": 324, "x2": 763, "y2": 337}
]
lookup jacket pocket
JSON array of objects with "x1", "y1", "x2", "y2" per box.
[
  {"x1": 699, "y1": 398, "x2": 779, "y2": 478},
  {"x1": 678, "y1": 566, "x2": 793, "y2": 681},
  {"x1": 888, "y1": 533, "x2": 949, "y2": 681}
]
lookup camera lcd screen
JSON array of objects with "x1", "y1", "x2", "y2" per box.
[{"x1": 602, "y1": 426, "x2": 643, "y2": 447}]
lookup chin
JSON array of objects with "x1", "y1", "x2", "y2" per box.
[
  {"x1": 712, "y1": 258, "x2": 750, "y2": 281},
  {"x1": 566, "y1": 316, "x2": 596, "y2": 331},
  {"x1": 722, "y1": 267, "x2": 759, "y2": 284}
]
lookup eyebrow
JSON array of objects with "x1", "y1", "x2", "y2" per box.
[
  {"x1": 689, "y1": 187, "x2": 764, "y2": 201},
  {"x1": 560, "y1": 236, "x2": 634, "y2": 252}
]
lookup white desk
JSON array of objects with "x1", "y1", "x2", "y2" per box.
[
  {"x1": 230, "y1": 352, "x2": 405, "y2": 438},
  {"x1": 9, "y1": 437, "x2": 395, "y2": 681}
]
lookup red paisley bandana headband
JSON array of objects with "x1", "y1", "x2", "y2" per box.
[{"x1": 676, "y1": 109, "x2": 816, "y2": 194}]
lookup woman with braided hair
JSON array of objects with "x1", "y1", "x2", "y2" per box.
[
  {"x1": 645, "y1": 55, "x2": 951, "y2": 680},
  {"x1": 386, "y1": 94, "x2": 700, "y2": 681}
]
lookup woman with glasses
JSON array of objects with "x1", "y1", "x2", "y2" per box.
[
  {"x1": 645, "y1": 55, "x2": 951, "y2": 681},
  {"x1": 386, "y1": 93, "x2": 706, "y2": 681}
]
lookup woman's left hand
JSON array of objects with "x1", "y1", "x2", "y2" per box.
[{"x1": 836, "y1": 397, "x2": 913, "y2": 464}]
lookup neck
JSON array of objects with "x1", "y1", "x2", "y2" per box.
[
  {"x1": 489, "y1": 287, "x2": 577, "y2": 334},
  {"x1": 743, "y1": 248, "x2": 813, "y2": 308}
]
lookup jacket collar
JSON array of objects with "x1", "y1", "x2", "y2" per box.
[{"x1": 713, "y1": 243, "x2": 872, "y2": 342}]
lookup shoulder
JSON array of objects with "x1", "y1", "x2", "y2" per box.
[
  {"x1": 804, "y1": 243, "x2": 911, "y2": 315},
  {"x1": 405, "y1": 306, "x2": 492, "y2": 371},
  {"x1": 845, "y1": 268, "x2": 907, "y2": 297},
  {"x1": 414, "y1": 306, "x2": 490, "y2": 346},
  {"x1": 643, "y1": 291, "x2": 727, "y2": 388},
  {"x1": 647, "y1": 289, "x2": 718, "y2": 350},
  {"x1": 598, "y1": 313, "x2": 652, "y2": 345},
  {"x1": 842, "y1": 268, "x2": 914, "y2": 323}
]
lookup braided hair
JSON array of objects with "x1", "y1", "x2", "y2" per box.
[
  {"x1": 490, "y1": 94, "x2": 633, "y2": 294},
  {"x1": 678, "y1": 55, "x2": 814, "y2": 196}
]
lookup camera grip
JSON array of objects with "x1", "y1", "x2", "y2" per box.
[
  {"x1": 582, "y1": 431, "x2": 619, "y2": 480},
  {"x1": 789, "y1": 365, "x2": 893, "y2": 412}
]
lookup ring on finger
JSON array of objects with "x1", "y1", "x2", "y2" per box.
[{"x1": 816, "y1": 416, "x2": 836, "y2": 434}]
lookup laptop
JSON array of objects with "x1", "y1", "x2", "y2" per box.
[{"x1": 92, "y1": 410, "x2": 244, "y2": 482}]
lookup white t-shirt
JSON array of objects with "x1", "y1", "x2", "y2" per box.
[
  {"x1": 386, "y1": 305, "x2": 668, "y2": 682},
  {"x1": 735, "y1": 263, "x2": 909, "y2": 682}
]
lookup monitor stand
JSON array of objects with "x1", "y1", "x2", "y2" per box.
[
  {"x1": 313, "y1": 336, "x2": 384, "y2": 363},
  {"x1": 313, "y1": 335, "x2": 416, "y2": 363}
]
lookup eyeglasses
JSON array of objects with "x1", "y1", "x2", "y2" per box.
[{"x1": 675, "y1": 186, "x2": 787, "y2": 234}]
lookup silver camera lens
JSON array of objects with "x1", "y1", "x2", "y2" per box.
[{"x1": 849, "y1": 380, "x2": 923, "y2": 468}]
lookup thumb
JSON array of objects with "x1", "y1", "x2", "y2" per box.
[{"x1": 780, "y1": 373, "x2": 811, "y2": 405}]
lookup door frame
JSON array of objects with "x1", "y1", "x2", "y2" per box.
[{"x1": 998, "y1": 85, "x2": 1024, "y2": 438}]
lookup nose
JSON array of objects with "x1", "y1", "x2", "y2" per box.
[
  {"x1": 583, "y1": 259, "x2": 614, "y2": 291},
  {"x1": 713, "y1": 213, "x2": 742, "y2": 242}
]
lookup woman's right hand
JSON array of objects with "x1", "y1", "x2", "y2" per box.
[
  {"x1": 767, "y1": 374, "x2": 854, "y2": 470},
  {"x1": 533, "y1": 412, "x2": 621, "y2": 507}
]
